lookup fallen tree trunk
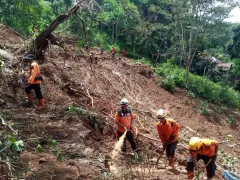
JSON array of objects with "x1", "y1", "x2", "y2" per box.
[{"x1": 31, "y1": 0, "x2": 86, "y2": 60}]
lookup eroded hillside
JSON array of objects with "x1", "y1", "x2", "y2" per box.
[{"x1": 0, "y1": 25, "x2": 239, "y2": 180}]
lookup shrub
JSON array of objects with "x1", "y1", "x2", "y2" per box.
[
  {"x1": 159, "y1": 75, "x2": 176, "y2": 93},
  {"x1": 135, "y1": 57, "x2": 153, "y2": 67},
  {"x1": 154, "y1": 62, "x2": 240, "y2": 108}
]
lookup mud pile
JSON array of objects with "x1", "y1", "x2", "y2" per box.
[{"x1": 0, "y1": 25, "x2": 239, "y2": 179}]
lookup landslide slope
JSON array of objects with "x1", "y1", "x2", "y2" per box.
[{"x1": 0, "y1": 25, "x2": 239, "y2": 179}]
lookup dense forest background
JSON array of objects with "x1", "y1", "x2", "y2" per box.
[{"x1": 1, "y1": 0, "x2": 240, "y2": 103}]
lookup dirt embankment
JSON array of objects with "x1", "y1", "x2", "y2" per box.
[{"x1": 0, "y1": 25, "x2": 239, "y2": 179}]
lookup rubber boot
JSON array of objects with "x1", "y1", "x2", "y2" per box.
[
  {"x1": 168, "y1": 157, "x2": 175, "y2": 169},
  {"x1": 27, "y1": 93, "x2": 33, "y2": 104},
  {"x1": 39, "y1": 98, "x2": 44, "y2": 108},
  {"x1": 187, "y1": 171, "x2": 194, "y2": 179},
  {"x1": 24, "y1": 93, "x2": 33, "y2": 107}
]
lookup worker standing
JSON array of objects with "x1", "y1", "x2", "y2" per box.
[
  {"x1": 122, "y1": 49, "x2": 127, "y2": 57},
  {"x1": 100, "y1": 47, "x2": 104, "y2": 55},
  {"x1": 114, "y1": 98, "x2": 137, "y2": 153},
  {"x1": 24, "y1": 54, "x2": 44, "y2": 109},
  {"x1": 186, "y1": 137, "x2": 218, "y2": 180},
  {"x1": 156, "y1": 109, "x2": 180, "y2": 169},
  {"x1": 111, "y1": 47, "x2": 116, "y2": 59}
]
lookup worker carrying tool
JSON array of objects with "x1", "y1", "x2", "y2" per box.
[
  {"x1": 24, "y1": 54, "x2": 44, "y2": 109},
  {"x1": 186, "y1": 137, "x2": 219, "y2": 180},
  {"x1": 114, "y1": 98, "x2": 137, "y2": 153},
  {"x1": 156, "y1": 109, "x2": 180, "y2": 169}
]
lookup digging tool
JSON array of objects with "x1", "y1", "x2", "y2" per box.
[
  {"x1": 155, "y1": 138, "x2": 172, "y2": 166},
  {"x1": 116, "y1": 122, "x2": 138, "y2": 136},
  {"x1": 193, "y1": 158, "x2": 213, "y2": 180},
  {"x1": 137, "y1": 133, "x2": 161, "y2": 142},
  {"x1": 156, "y1": 146, "x2": 166, "y2": 165}
]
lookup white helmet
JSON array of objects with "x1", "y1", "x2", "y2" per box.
[
  {"x1": 157, "y1": 109, "x2": 166, "y2": 119},
  {"x1": 120, "y1": 98, "x2": 128, "y2": 105}
]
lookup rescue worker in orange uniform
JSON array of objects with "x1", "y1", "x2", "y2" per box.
[
  {"x1": 122, "y1": 49, "x2": 127, "y2": 57},
  {"x1": 111, "y1": 47, "x2": 116, "y2": 59},
  {"x1": 24, "y1": 54, "x2": 44, "y2": 108},
  {"x1": 156, "y1": 109, "x2": 180, "y2": 169},
  {"x1": 115, "y1": 98, "x2": 137, "y2": 153},
  {"x1": 186, "y1": 137, "x2": 218, "y2": 180}
]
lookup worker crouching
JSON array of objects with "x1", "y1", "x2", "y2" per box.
[
  {"x1": 156, "y1": 109, "x2": 180, "y2": 169},
  {"x1": 187, "y1": 137, "x2": 218, "y2": 180}
]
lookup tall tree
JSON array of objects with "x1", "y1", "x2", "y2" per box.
[
  {"x1": 0, "y1": 0, "x2": 54, "y2": 36},
  {"x1": 169, "y1": 0, "x2": 239, "y2": 84},
  {"x1": 228, "y1": 25, "x2": 240, "y2": 59}
]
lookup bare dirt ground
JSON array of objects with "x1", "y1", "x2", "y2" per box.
[{"x1": 0, "y1": 25, "x2": 239, "y2": 180}]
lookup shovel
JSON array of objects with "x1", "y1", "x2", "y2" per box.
[
  {"x1": 193, "y1": 158, "x2": 213, "y2": 180},
  {"x1": 156, "y1": 146, "x2": 166, "y2": 165}
]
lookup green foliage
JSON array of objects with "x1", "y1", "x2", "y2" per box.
[
  {"x1": 187, "y1": 91, "x2": 196, "y2": 98},
  {"x1": 226, "y1": 117, "x2": 236, "y2": 125},
  {"x1": 48, "y1": 137, "x2": 57, "y2": 147},
  {"x1": 0, "y1": 136, "x2": 24, "y2": 160},
  {"x1": 214, "y1": 106, "x2": 223, "y2": 114},
  {"x1": 155, "y1": 62, "x2": 186, "y2": 88},
  {"x1": 228, "y1": 25, "x2": 240, "y2": 59},
  {"x1": 0, "y1": 0, "x2": 55, "y2": 36},
  {"x1": 35, "y1": 137, "x2": 62, "y2": 161},
  {"x1": 197, "y1": 100, "x2": 210, "y2": 115},
  {"x1": 233, "y1": 58, "x2": 240, "y2": 76},
  {"x1": 159, "y1": 76, "x2": 176, "y2": 93},
  {"x1": 108, "y1": 44, "x2": 121, "y2": 53},
  {"x1": 68, "y1": 104, "x2": 76, "y2": 113},
  {"x1": 67, "y1": 105, "x2": 103, "y2": 133},
  {"x1": 93, "y1": 32, "x2": 109, "y2": 48},
  {"x1": 36, "y1": 144, "x2": 44, "y2": 153},
  {"x1": 134, "y1": 57, "x2": 153, "y2": 67},
  {"x1": 67, "y1": 105, "x2": 86, "y2": 115},
  {"x1": 155, "y1": 62, "x2": 240, "y2": 107},
  {"x1": 56, "y1": 149, "x2": 63, "y2": 162}
]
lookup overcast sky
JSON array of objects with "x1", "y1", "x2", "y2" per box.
[{"x1": 225, "y1": 7, "x2": 240, "y2": 23}]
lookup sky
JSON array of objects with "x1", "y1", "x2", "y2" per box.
[{"x1": 225, "y1": 7, "x2": 240, "y2": 23}]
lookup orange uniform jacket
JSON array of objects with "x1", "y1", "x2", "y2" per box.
[
  {"x1": 157, "y1": 119, "x2": 180, "y2": 144},
  {"x1": 28, "y1": 62, "x2": 41, "y2": 84},
  {"x1": 190, "y1": 139, "x2": 218, "y2": 158},
  {"x1": 115, "y1": 109, "x2": 135, "y2": 132}
]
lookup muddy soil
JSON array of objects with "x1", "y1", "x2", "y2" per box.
[{"x1": 0, "y1": 25, "x2": 239, "y2": 179}]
